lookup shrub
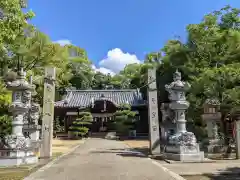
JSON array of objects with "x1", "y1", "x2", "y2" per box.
[
  {"x1": 69, "y1": 112, "x2": 92, "y2": 138},
  {"x1": 113, "y1": 104, "x2": 136, "y2": 135}
]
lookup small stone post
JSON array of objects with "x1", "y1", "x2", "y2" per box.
[
  {"x1": 147, "y1": 68, "x2": 161, "y2": 155},
  {"x1": 40, "y1": 67, "x2": 56, "y2": 158}
]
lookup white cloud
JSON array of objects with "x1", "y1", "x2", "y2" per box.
[
  {"x1": 55, "y1": 39, "x2": 72, "y2": 46},
  {"x1": 91, "y1": 65, "x2": 115, "y2": 76},
  {"x1": 98, "y1": 48, "x2": 141, "y2": 73}
]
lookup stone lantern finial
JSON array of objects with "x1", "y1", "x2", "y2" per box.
[{"x1": 173, "y1": 69, "x2": 181, "y2": 81}]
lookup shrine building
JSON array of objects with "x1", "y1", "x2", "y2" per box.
[{"x1": 54, "y1": 89, "x2": 148, "y2": 133}]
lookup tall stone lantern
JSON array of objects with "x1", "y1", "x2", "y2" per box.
[
  {"x1": 0, "y1": 68, "x2": 38, "y2": 166},
  {"x1": 164, "y1": 70, "x2": 204, "y2": 162},
  {"x1": 202, "y1": 98, "x2": 223, "y2": 154}
]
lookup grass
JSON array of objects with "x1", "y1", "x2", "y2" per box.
[{"x1": 0, "y1": 138, "x2": 83, "y2": 180}]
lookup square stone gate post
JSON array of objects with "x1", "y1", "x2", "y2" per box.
[
  {"x1": 147, "y1": 68, "x2": 161, "y2": 155},
  {"x1": 40, "y1": 67, "x2": 56, "y2": 158}
]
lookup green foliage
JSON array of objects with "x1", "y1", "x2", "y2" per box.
[
  {"x1": 105, "y1": 5, "x2": 240, "y2": 137},
  {"x1": 0, "y1": 0, "x2": 34, "y2": 45},
  {"x1": 113, "y1": 105, "x2": 136, "y2": 135},
  {"x1": 0, "y1": 115, "x2": 12, "y2": 138},
  {"x1": 0, "y1": 80, "x2": 11, "y2": 114},
  {"x1": 69, "y1": 112, "x2": 93, "y2": 138},
  {"x1": 53, "y1": 117, "x2": 64, "y2": 133}
]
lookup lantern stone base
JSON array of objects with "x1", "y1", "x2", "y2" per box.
[
  {"x1": 164, "y1": 144, "x2": 205, "y2": 162},
  {"x1": 203, "y1": 139, "x2": 225, "y2": 155},
  {"x1": 0, "y1": 148, "x2": 38, "y2": 166},
  {"x1": 206, "y1": 144, "x2": 225, "y2": 154}
]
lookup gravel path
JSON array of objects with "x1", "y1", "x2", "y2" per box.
[{"x1": 25, "y1": 138, "x2": 177, "y2": 180}]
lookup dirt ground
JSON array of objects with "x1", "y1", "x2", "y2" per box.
[
  {"x1": 123, "y1": 140, "x2": 149, "y2": 148},
  {"x1": 52, "y1": 138, "x2": 84, "y2": 154},
  {"x1": 123, "y1": 140, "x2": 150, "y2": 155},
  {"x1": 183, "y1": 176, "x2": 211, "y2": 180}
]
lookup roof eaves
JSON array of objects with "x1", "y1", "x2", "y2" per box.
[{"x1": 66, "y1": 89, "x2": 139, "y2": 92}]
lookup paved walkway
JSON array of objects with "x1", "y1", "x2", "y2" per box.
[
  {"x1": 158, "y1": 159, "x2": 240, "y2": 175},
  {"x1": 25, "y1": 138, "x2": 177, "y2": 180}
]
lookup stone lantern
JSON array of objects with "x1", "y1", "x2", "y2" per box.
[
  {"x1": 202, "y1": 99, "x2": 221, "y2": 138},
  {"x1": 202, "y1": 98, "x2": 223, "y2": 154},
  {"x1": 0, "y1": 68, "x2": 38, "y2": 166},
  {"x1": 163, "y1": 70, "x2": 204, "y2": 162}
]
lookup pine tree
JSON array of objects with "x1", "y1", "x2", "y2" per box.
[
  {"x1": 69, "y1": 112, "x2": 92, "y2": 138},
  {"x1": 113, "y1": 104, "x2": 136, "y2": 136},
  {"x1": 53, "y1": 117, "x2": 64, "y2": 138}
]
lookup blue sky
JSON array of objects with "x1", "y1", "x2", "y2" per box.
[{"x1": 28, "y1": 0, "x2": 239, "y2": 74}]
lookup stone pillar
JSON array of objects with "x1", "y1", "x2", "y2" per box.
[
  {"x1": 147, "y1": 68, "x2": 161, "y2": 155},
  {"x1": 40, "y1": 67, "x2": 56, "y2": 158},
  {"x1": 164, "y1": 70, "x2": 204, "y2": 162}
]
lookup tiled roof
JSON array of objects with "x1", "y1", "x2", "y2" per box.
[{"x1": 55, "y1": 89, "x2": 146, "y2": 108}]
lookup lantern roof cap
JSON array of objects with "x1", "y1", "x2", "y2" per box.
[{"x1": 204, "y1": 98, "x2": 220, "y2": 106}]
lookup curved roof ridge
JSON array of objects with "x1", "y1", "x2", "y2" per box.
[
  {"x1": 66, "y1": 89, "x2": 139, "y2": 92},
  {"x1": 55, "y1": 89, "x2": 146, "y2": 108}
]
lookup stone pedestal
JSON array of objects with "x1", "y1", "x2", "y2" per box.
[
  {"x1": 0, "y1": 148, "x2": 38, "y2": 166},
  {"x1": 164, "y1": 144, "x2": 204, "y2": 162},
  {"x1": 163, "y1": 70, "x2": 204, "y2": 162},
  {"x1": 164, "y1": 130, "x2": 205, "y2": 162},
  {"x1": 23, "y1": 124, "x2": 42, "y2": 157}
]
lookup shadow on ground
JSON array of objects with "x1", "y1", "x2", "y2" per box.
[
  {"x1": 89, "y1": 147, "x2": 150, "y2": 158},
  {"x1": 183, "y1": 167, "x2": 240, "y2": 180}
]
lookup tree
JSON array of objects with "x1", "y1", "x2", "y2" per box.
[
  {"x1": 113, "y1": 104, "x2": 136, "y2": 136},
  {"x1": 53, "y1": 116, "x2": 64, "y2": 138},
  {"x1": 0, "y1": 115, "x2": 11, "y2": 140},
  {"x1": 68, "y1": 112, "x2": 93, "y2": 138},
  {"x1": 110, "y1": 6, "x2": 240, "y2": 141},
  {"x1": 67, "y1": 45, "x2": 93, "y2": 89},
  {"x1": 0, "y1": 0, "x2": 34, "y2": 45},
  {"x1": 0, "y1": 0, "x2": 34, "y2": 76}
]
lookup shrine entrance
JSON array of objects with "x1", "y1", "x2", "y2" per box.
[
  {"x1": 54, "y1": 89, "x2": 147, "y2": 137},
  {"x1": 90, "y1": 99, "x2": 117, "y2": 132}
]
